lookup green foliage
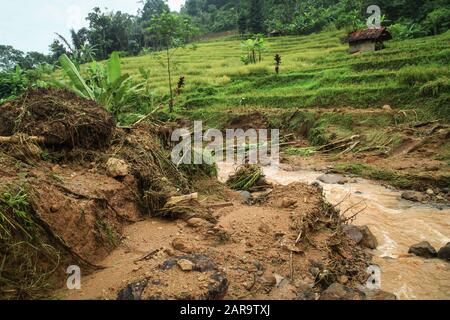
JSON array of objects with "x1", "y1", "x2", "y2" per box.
[
  {"x1": 284, "y1": 147, "x2": 316, "y2": 156},
  {"x1": 58, "y1": 53, "x2": 155, "y2": 121},
  {"x1": 423, "y1": 8, "x2": 450, "y2": 35},
  {"x1": 226, "y1": 165, "x2": 263, "y2": 191},
  {"x1": 0, "y1": 65, "x2": 52, "y2": 103},
  {"x1": 241, "y1": 36, "x2": 265, "y2": 64},
  {"x1": 388, "y1": 20, "x2": 427, "y2": 40},
  {"x1": 419, "y1": 77, "x2": 450, "y2": 97},
  {"x1": 58, "y1": 54, "x2": 95, "y2": 99},
  {"x1": 0, "y1": 185, "x2": 60, "y2": 299}
]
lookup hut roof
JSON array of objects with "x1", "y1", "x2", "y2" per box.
[{"x1": 347, "y1": 27, "x2": 392, "y2": 43}]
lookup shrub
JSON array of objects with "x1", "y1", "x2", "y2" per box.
[
  {"x1": 388, "y1": 20, "x2": 427, "y2": 40},
  {"x1": 419, "y1": 77, "x2": 450, "y2": 97}
]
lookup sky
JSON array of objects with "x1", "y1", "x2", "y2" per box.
[{"x1": 0, "y1": 0, "x2": 185, "y2": 54}]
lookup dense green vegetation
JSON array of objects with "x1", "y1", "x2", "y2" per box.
[
  {"x1": 183, "y1": 0, "x2": 450, "y2": 38},
  {"x1": 114, "y1": 29, "x2": 450, "y2": 123}
]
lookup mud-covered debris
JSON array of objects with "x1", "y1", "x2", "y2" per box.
[
  {"x1": 226, "y1": 165, "x2": 265, "y2": 191},
  {"x1": 162, "y1": 254, "x2": 217, "y2": 272},
  {"x1": 118, "y1": 254, "x2": 228, "y2": 300},
  {"x1": 106, "y1": 158, "x2": 129, "y2": 177},
  {"x1": 319, "y1": 283, "x2": 365, "y2": 300},
  {"x1": 363, "y1": 289, "x2": 397, "y2": 300},
  {"x1": 0, "y1": 88, "x2": 115, "y2": 149},
  {"x1": 401, "y1": 190, "x2": 426, "y2": 202},
  {"x1": 117, "y1": 280, "x2": 148, "y2": 300}
]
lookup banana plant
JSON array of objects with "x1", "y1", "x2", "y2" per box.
[{"x1": 58, "y1": 52, "x2": 149, "y2": 119}]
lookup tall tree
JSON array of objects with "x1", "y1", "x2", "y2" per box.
[
  {"x1": 249, "y1": 0, "x2": 265, "y2": 34},
  {"x1": 140, "y1": 0, "x2": 170, "y2": 21},
  {"x1": 147, "y1": 13, "x2": 198, "y2": 112}
]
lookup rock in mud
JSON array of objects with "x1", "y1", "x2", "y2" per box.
[
  {"x1": 408, "y1": 241, "x2": 437, "y2": 258},
  {"x1": 364, "y1": 290, "x2": 397, "y2": 300},
  {"x1": 106, "y1": 158, "x2": 129, "y2": 177},
  {"x1": 177, "y1": 259, "x2": 195, "y2": 271},
  {"x1": 319, "y1": 283, "x2": 365, "y2": 300},
  {"x1": 317, "y1": 174, "x2": 348, "y2": 185},
  {"x1": 186, "y1": 217, "x2": 209, "y2": 228},
  {"x1": 162, "y1": 254, "x2": 217, "y2": 272},
  {"x1": 117, "y1": 280, "x2": 148, "y2": 300},
  {"x1": 172, "y1": 237, "x2": 195, "y2": 253},
  {"x1": 401, "y1": 191, "x2": 426, "y2": 202},
  {"x1": 343, "y1": 225, "x2": 378, "y2": 249},
  {"x1": 207, "y1": 272, "x2": 229, "y2": 300},
  {"x1": 437, "y1": 242, "x2": 450, "y2": 261},
  {"x1": 296, "y1": 281, "x2": 316, "y2": 300},
  {"x1": 238, "y1": 190, "x2": 252, "y2": 204}
]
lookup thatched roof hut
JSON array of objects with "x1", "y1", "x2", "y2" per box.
[{"x1": 347, "y1": 27, "x2": 392, "y2": 54}]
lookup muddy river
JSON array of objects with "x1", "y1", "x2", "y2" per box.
[{"x1": 218, "y1": 162, "x2": 450, "y2": 300}]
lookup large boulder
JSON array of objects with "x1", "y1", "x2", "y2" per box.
[
  {"x1": 343, "y1": 225, "x2": 378, "y2": 249},
  {"x1": 319, "y1": 283, "x2": 365, "y2": 300},
  {"x1": 437, "y1": 242, "x2": 450, "y2": 261},
  {"x1": 408, "y1": 241, "x2": 437, "y2": 258}
]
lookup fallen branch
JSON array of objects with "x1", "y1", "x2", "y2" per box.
[{"x1": 0, "y1": 135, "x2": 46, "y2": 144}]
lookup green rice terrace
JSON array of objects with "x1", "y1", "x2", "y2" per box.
[{"x1": 119, "y1": 30, "x2": 450, "y2": 123}]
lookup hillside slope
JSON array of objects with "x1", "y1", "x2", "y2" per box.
[{"x1": 121, "y1": 30, "x2": 450, "y2": 122}]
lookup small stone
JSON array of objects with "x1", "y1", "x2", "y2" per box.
[
  {"x1": 177, "y1": 259, "x2": 194, "y2": 271},
  {"x1": 258, "y1": 269, "x2": 276, "y2": 286},
  {"x1": 426, "y1": 189, "x2": 434, "y2": 196},
  {"x1": 437, "y1": 242, "x2": 450, "y2": 261},
  {"x1": 238, "y1": 191, "x2": 252, "y2": 203},
  {"x1": 339, "y1": 275, "x2": 349, "y2": 284},
  {"x1": 364, "y1": 290, "x2": 397, "y2": 300},
  {"x1": 106, "y1": 158, "x2": 129, "y2": 177},
  {"x1": 317, "y1": 174, "x2": 348, "y2": 185},
  {"x1": 171, "y1": 237, "x2": 194, "y2": 253},
  {"x1": 274, "y1": 274, "x2": 285, "y2": 287},
  {"x1": 382, "y1": 105, "x2": 392, "y2": 111},
  {"x1": 186, "y1": 217, "x2": 207, "y2": 228},
  {"x1": 401, "y1": 191, "x2": 426, "y2": 202},
  {"x1": 280, "y1": 198, "x2": 297, "y2": 208},
  {"x1": 408, "y1": 241, "x2": 437, "y2": 258}
]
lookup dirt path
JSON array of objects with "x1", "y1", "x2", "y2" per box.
[{"x1": 60, "y1": 179, "x2": 368, "y2": 300}]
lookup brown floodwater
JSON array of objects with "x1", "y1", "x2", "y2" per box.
[{"x1": 218, "y1": 162, "x2": 450, "y2": 300}]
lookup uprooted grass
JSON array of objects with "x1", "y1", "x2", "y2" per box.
[
  {"x1": 0, "y1": 185, "x2": 60, "y2": 300},
  {"x1": 226, "y1": 164, "x2": 263, "y2": 191},
  {"x1": 0, "y1": 88, "x2": 115, "y2": 149}
]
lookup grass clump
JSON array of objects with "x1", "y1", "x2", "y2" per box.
[
  {"x1": 0, "y1": 185, "x2": 60, "y2": 299},
  {"x1": 226, "y1": 164, "x2": 263, "y2": 191},
  {"x1": 284, "y1": 147, "x2": 316, "y2": 156}
]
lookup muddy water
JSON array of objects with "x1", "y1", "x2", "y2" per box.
[{"x1": 218, "y1": 163, "x2": 450, "y2": 300}]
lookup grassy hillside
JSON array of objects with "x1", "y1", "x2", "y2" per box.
[{"x1": 119, "y1": 29, "x2": 450, "y2": 123}]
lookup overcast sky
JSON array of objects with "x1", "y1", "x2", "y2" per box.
[{"x1": 0, "y1": 0, "x2": 185, "y2": 54}]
